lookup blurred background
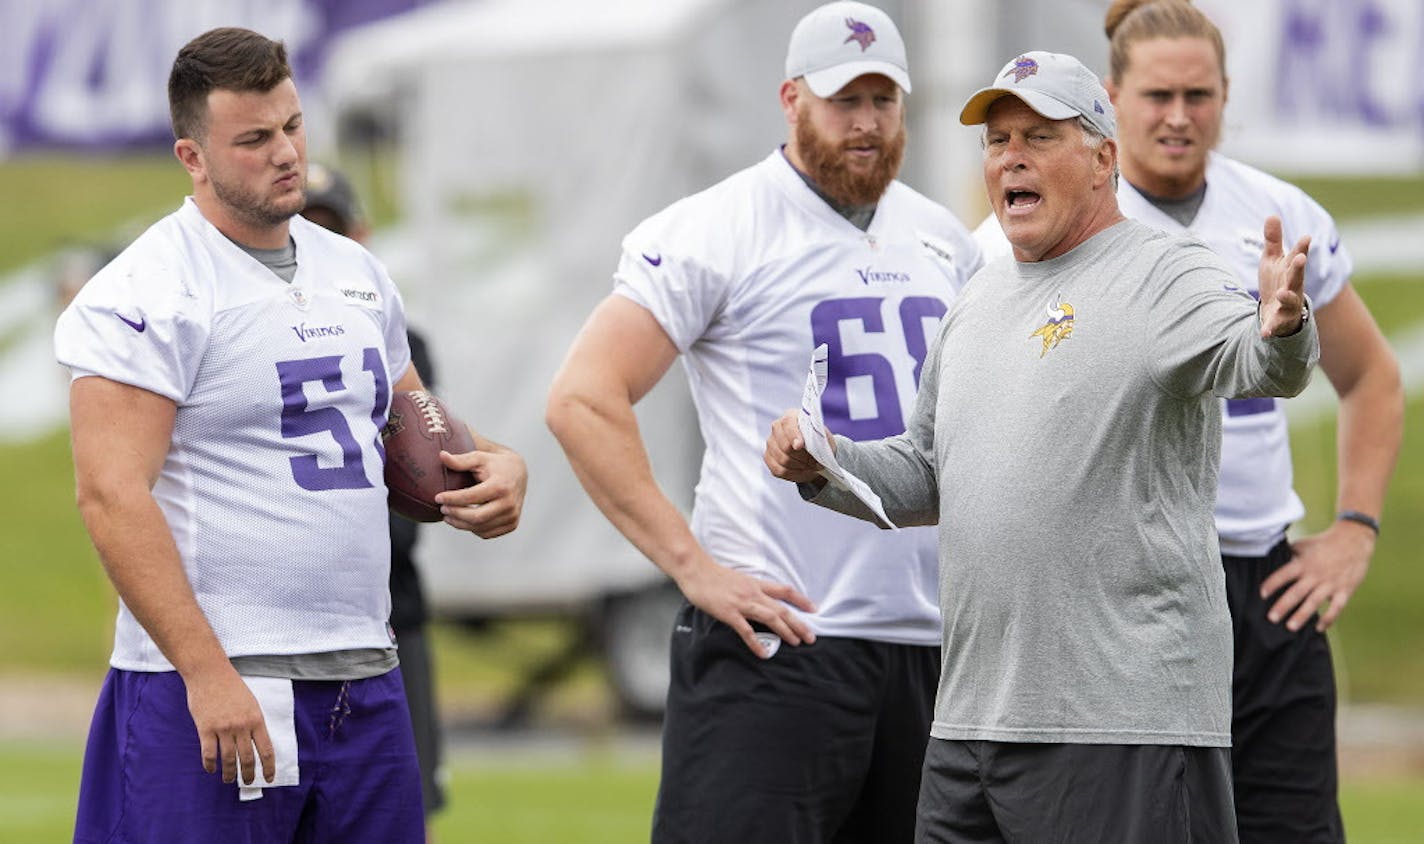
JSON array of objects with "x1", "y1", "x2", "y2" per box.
[{"x1": 1, "y1": 0, "x2": 1421, "y2": 840}]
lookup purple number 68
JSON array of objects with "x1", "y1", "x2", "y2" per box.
[{"x1": 810, "y1": 295, "x2": 947, "y2": 440}]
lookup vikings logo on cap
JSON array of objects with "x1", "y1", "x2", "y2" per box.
[
  {"x1": 1030, "y1": 293, "x2": 1074, "y2": 358},
  {"x1": 1004, "y1": 55, "x2": 1039, "y2": 84},
  {"x1": 844, "y1": 17, "x2": 875, "y2": 51}
]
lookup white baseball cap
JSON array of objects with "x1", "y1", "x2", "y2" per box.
[
  {"x1": 959, "y1": 50, "x2": 1116, "y2": 138},
  {"x1": 785, "y1": 2, "x2": 911, "y2": 97}
]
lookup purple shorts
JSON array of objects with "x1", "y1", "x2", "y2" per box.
[{"x1": 74, "y1": 668, "x2": 424, "y2": 843}]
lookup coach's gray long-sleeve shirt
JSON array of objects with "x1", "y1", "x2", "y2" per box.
[{"x1": 814, "y1": 219, "x2": 1318, "y2": 747}]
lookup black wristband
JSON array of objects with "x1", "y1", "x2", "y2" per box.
[{"x1": 1337, "y1": 509, "x2": 1381, "y2": 536}]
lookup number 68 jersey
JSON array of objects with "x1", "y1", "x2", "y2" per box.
[
  {"x1": 615, "y1": 150, "x2": 982, "y2": 646},
  {"x1": 55, "y1": 199, "x2": 412, "y2": 671}
]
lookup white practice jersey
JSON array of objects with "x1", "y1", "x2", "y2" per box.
[
  {"x1": 973, "y1": 152, "x2": 1349, "y2": 555},
  {"x1": 55, "y1": 199, "x2": 412, "y2": 671},
  {"x1": 617, "y1": 149, "x2": 982, "y2": 645}
]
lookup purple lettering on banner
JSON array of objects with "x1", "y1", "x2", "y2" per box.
[
  {"x1": 1277, "y1": 0, "x2": 1398, "y2": 127},
  {"x1": 0, "y1": 0, "x2": 422, "y2": 152},
  {"x1": 1278, "y1": 0, "x2": 1339, "y2": 121},
  {"x1": 1353, "y1": 0, "x2": 1392, "y2": 126}
]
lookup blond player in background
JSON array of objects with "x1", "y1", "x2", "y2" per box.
[{"x1": 975, "y1": 4, "x2": 1403, "y2": 839}]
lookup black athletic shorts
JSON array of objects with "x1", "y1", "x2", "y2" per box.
[
  {"x1": 1224, "y1": 540, "x2": 1343, "y2": 843},
  {"x1": 393, "y1": 625, "x2": 447, "y2": 815},
  {"x1": 915, "y1": 739, "x2": 1237, "y2": 843},
  {"x1": 652, "y1": 602, "x2": 940, "y2": 844}
]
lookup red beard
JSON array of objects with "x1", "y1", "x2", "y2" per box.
[{"x1": 795, "y1": 110, "x2": 906, "y2": 207}]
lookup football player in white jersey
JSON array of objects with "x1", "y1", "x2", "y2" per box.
[
  {"x1": 973, "y1": 4, "x2": 1403, "y2": 840},
  {"x1": 546, "y1": 3, "x2": 981, "y2": 840},
  {"x1": 1104, "y1": 4, "x2": 1402, "y2": 841},
  {"x1": 57, "y1": 28, "x2": 526, "y2": 844}
]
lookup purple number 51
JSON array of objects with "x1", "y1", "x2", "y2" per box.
[{"x1": 276, "y1": 349, "x2": 389, "y2": 491}]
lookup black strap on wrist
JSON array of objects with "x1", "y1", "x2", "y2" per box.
[{"x1": 1337, "y1": 509, "x2": 1381, "y2": 536}]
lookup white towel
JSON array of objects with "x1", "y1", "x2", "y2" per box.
[{"x1": 236, "y1": 677, "x2": 301, "y2": 801}]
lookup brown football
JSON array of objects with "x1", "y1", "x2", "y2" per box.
[{"x1": 381, "y1": 390, "x2": 476, "y2": 522}]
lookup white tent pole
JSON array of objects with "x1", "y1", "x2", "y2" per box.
[{"x1": 910, "y1": 0, "x2": 996, "y2": 223}]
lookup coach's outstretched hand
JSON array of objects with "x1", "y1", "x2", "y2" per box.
[{"x1": 1257, "y1": 215, "x2": 1312, "y2": 338}]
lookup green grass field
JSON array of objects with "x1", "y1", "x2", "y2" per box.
[
  {"x1": 2, "y1": 157, "x2": 1422, "y2": 838},
  {"x1": 1, "y1": 740, "x2": 1420, "y2": 843},
  {"x1": 0, "y1": 154, "x2": 191, "y2": 276},
  {"x1": 0, "y1": 740, "x2": 660, "y2": 842}
]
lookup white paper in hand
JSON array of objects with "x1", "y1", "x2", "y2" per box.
[
  {"x1": 797, "y1": 344, "x2": 899, "y2": 530},
  {"x1": 236, "y1": 677, "x2": 300, "y2": 801}
]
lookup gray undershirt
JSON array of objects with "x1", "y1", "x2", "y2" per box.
[
  {"x1": 227, "y1": 234, "x2": 399, "y2": 681},
  {"x1": 231, "y1": 649, "x2": 397, "y2": 681},
  {"x1": 1133, "y1": 181, "x2": 1208, "y2": 227},
  {"x1": 234, "y1": 236, "x2": 299, "y2": 283},
  {"x1": 782, "y1": 148, "x2": 877, "y2": 231}
]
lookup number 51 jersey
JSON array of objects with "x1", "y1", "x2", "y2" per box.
[
  {"x1": 616, "y1": 150, "x2": 982, "y2": 646},
  {"x1": 55, "y1": 199, "x2": 412, "y2": 671}
]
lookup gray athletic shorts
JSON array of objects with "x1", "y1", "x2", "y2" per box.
[{"x1": 915, "y1": 738, "x2": 1237, "y2": 843}]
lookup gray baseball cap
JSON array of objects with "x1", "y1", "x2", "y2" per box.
[
  {"x1": 959, "y1": 51, "x2": 1116, "y2": 138},
  {"x1": 785, "y1": 1, "x2": 910, "y2": 97}
]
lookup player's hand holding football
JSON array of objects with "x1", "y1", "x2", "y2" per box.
[
  {"x1": 1256, "y1": 215, "x2": 1312, "y2": 338},
  {"x1": 764, "y1": 408, "x2": 830, "y2": 485},
  {"x1": 435, "y1": 441, "x2": 527, "y2": 539}
]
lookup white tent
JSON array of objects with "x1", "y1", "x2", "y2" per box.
[
  {"x1": 324, "y1": 0, "x2": 849, "y2": 713},
  {"x1": 320, "y1": 0, "x2": 995, "y2": 713}
]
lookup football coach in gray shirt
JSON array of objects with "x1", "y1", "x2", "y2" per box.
[{"x1": 765, "y1": 51, "x2": 1318, "y2": 843}]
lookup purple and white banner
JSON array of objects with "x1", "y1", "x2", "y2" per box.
[
  {"x1": 1162, "y1": 0, "x2": 1423, "y2": 173},
  {"x1": 0, "y1": 0, "x2": 421, "y2": 154}
]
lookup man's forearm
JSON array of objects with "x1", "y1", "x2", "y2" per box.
[
  {"x1": 549, "y1": 392, "x2": 706, "y2": 583},
  {"x1": 1334, "y1": 367, "x2": 1404, "y2": 519},
  {"x1": 79, "y1": 489, "x2": 231, "y2": 677}
]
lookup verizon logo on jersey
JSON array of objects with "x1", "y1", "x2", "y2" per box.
[
  {"x1": 292, "y1": 322, "x2": 347, "y2": 342},
  {"x1": 855, "y1": 266, "x2": 912, "y2": 285},
  {"x1": 340, "y1": 287, "x2": 380, "y2": 303}
]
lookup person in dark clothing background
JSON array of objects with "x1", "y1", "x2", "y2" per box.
[{"x1": 302, "y1": 162, "x2": 449, "y2": 824}]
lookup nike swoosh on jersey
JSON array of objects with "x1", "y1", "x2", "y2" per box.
[
  {"x1": 641, "y1": 253, "x2": 663, "y2": 267},
  {"x1": 1329, "y1": 236, "x2": 1341, "y2": 254},
  {"x1": 116, "y1": 313, "x2": 146, "y2": 333}
]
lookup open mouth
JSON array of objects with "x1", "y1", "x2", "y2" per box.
[{"x1": 1005, "y1": 189, "x2": 1041, "y2": 211}]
